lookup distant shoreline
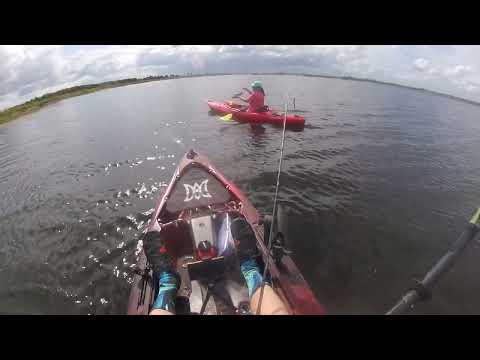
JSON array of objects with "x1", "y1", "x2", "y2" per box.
[
  {"x1": 1, "y1": 72, "x2": 478, "y2": 125},
  {"x1": 245, "y1": 72, "x2": 480, "y2": 108},
  {"x1": 0, "y1": 75, "x2": 181, "y2": 125},
  {"x1": 287, "y1": 72, "x2": 480, "y2": 107}
]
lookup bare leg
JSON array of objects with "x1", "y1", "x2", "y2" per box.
[
  {"x1": 150, "y1": 275, "x2": 289, "y2": 315},
  {"x1": 241, "y1": 260, "x2": 288, "y2": 315},
  {"x1": 150, "y1": 309, "x2": 174, "y2": 315},
  {"x1": 250, "y1": 285, "x2": 288, "y2": 315},
  {"x1": 231, "y1": 217, "x2": 289, "y2": 315}
]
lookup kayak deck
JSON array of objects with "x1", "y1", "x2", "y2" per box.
[{"x1": 127, "y1": 149, "x2": 324, "y2": 315}]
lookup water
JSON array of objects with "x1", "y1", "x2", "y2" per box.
[{"x1": 1, "y1": 75, "x2": 480, "y2": 314}]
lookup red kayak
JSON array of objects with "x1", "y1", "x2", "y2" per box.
[
  {"x1": 127, "y1": 149, "x2": 325, "y2": 315},
  {"x1": 207, "y1": 100, "x2": 305, "y2": 128}
]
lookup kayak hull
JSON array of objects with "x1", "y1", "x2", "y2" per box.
[
  {"x1": 207, "y1": 100, "x2": 305, "y2": 128},
  {"x1": 127, "y1": 150, "x2": 324, "y2": 315}
]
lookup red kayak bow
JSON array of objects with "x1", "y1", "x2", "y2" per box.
[{"x1": 127, "y1": 149, "x2": 324, "y2": 315}]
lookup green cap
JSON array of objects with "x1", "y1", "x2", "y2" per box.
[{"x1": 251, "y1": 80, "x2": 263, "y2": 89}]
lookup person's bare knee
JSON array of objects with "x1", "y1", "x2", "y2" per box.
[
  {"x1": 250, "y1": 284, "x2": 288, "y2": 315},
  {"x1": 150, "y1": 308, "x2": 174, "y2": 315}
]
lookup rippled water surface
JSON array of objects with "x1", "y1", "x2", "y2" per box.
[{"x1": 1, "y1": 75, "x2": 480, "y2": 314}]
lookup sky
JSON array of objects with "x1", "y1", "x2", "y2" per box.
[{"x1": 1, "y1": 45, "x2": 480, "y2": 110}]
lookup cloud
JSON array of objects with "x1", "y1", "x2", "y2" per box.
[
  {"x1": 444, "y1": 65, "x2": 472, "y2": 77},
  {"x1": 466, "y1": 84, "x2": 478, "y2": 92},
  {"x1": 1, "y1": 45, "x2": 480, "y2": 110},
  {"x1": 414, "y1": 58, "x2": 430, "y2": 71}
]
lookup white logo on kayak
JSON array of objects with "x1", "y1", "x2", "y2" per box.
[{"x1": 184, "y1": 180, "x2": 212, "y2": 202}]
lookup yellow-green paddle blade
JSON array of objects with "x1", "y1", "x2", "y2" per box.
[{"x1": 220, "y1": 113, "x2": 233, "y2": 121}]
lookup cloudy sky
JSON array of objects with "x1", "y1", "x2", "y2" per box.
[{"x1": 1, "y1": 45, "x2": 479, "y2": 110}]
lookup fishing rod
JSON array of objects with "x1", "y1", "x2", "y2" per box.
[
  {"x1": 387, "y1": 208, "x2": 480, "y2": 315},
  {"x1": 256, "y1": 98, "x2": 289, "y2": 315}
]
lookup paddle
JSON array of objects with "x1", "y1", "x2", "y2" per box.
[
  {"x1": 387, "y1": 207, "x2": 480, "y2": 315},
  {"x1": 220, "y1": 113, "x2": 233, "y2": 121},
  {"x1": 232, "y1": 88, "x2": 251, "y2": 100},
  {"x1": 218, "y1": 95, "x2": 245, "y2": 121},
  {"x1": 222, "y1": 91, "x2": 305, "y2": 119}
]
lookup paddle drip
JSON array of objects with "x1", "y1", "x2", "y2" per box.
[{"x1": 256, "y1": 100, "x2": 289, "y2": 315}]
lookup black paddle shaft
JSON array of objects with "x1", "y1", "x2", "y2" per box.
[{"x1": 387, "y1": 210, "x2": 480, "y2": 315}]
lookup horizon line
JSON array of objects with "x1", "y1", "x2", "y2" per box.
[{"x1": 2, "y1": 72, "x2": 479, "y2": 112}]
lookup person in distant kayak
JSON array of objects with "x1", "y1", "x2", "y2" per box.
[
  {"x1": 235, "y1": 80, "x2": 269, "y2": 113},
  {"x1": 143, "y1": 217, "x2": 288, "y2": 315}
]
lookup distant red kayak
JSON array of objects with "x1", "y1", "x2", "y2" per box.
[{"x1": 207, "y1": 100, "x2": 305, "y2": 128}]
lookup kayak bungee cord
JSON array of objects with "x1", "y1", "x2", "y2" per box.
[{"x1": 256, "y1": 99, "x2": 289, "y2": 314}]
